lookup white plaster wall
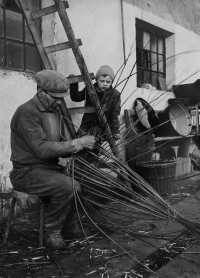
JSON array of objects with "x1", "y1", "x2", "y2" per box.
[{"x1": 0, "y1": 70, "x2": 36, "y2": 189}]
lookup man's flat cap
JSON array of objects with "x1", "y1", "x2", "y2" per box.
[{"x1": 35, "y1": 70, "x2": 69, "y2": 98}]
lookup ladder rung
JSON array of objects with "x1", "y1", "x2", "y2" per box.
[
  {"x1": 45, "y1": 39, "x2": 82, "y2": 54},
  {"x1": 32, "y1": 1, "x2": 69, "y2": 19},
  {"x1": 68, "y1": 106, "x2": 96, "y2": 115},
  {"x1": 68, "y1": 73, "x2": 95, "y2": 84}
]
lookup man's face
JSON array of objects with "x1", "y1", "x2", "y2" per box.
[
  {"x1": 45, "y1": 93, "x2": 62, "y2": 111},
  {"x1": 97, "y1": 75, "x2": 112, "y2": 92}
]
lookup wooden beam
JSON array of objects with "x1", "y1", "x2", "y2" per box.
[
  {"x1": 32, "y1": 1, "x2": 69, "y2": 19},
  {"x1": 0, "y1": 190, "x2": 14, "y2": 199},
  {"x1": 67, "y1": 73, "x2": 95, "y2": 84},
  {"x1": 45, "y1": 39, "x2": 82, "y2": 54},
  {"x1": 18, "y1": 0, "x2": 52, "y2": 70},
  {"x1": 68, "y1": 106, "x2": 96, "y2": 115},
  {"x1": 54, "y1": 0, "x2": 120, "y2": 158}
]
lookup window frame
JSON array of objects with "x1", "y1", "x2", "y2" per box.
[
  {"x1": 136, "y1": 18, "x2": 173, "y2": 90},
  {"x1": 0, "y1": 0, "x2": 42, "y2": 73}
]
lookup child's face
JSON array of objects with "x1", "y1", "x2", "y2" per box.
[{"x1": 97, "y1": 75, "x2": 112, "y2": 92}]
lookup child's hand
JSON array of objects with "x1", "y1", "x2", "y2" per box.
[{"x1": 68, "y1": 74, "x2": 75, "y2": 78}]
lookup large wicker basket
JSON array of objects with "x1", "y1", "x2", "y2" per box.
[{"x1": 135, "y1": 160, "x2": 176, "y2": 195}]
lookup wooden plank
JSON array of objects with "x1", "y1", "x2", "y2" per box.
[
  {"x1": 45, "y1": 39, "x2": 82, "y2": 54},
  {"x1": 3, "y1": 198, "x2": 16, "y2": 243},
  {"x1": 154, "y1": 135, "x2": 194, "y2": 142},
  {"x1": 18, "y1": 0, "x2": 52, "y2": 70},
  {"x1": 32, "y1": 1, "x2": 69, "y2": 19},
  {"x1": 195, "y1": 104, "x2": 199, "y2": 134},
  {"x1": 0, "y1": 189, "x2": 38, "y2": 199},
  {"x1": 14, "y1": 191, "x2": 38, "y2": 199},
  {"x1": 68, "y1": 106, "x2": 96, "y2": 115},
  {"x1": 0, "y1": 190, "x2": 14, "y2": 199},
  {"x1": 68, "y1": 73, "x2": 95, "y2": 84}
]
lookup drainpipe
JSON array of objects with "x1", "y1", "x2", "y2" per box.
[{"x1": 120, "y1": 0, "x2": 126, "y2": 64}]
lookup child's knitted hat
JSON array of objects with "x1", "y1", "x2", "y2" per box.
[{"x1": 96, "y1": 65, "x2": 114, "y2": 80}]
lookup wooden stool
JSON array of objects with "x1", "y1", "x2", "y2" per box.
[{"x1": 0, "y1": 189, "x2": 45, "y2": 247}]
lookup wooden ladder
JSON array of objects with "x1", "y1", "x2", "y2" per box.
[{"x1": 18, "y1": 0, "x2": 120, "y2": 159}]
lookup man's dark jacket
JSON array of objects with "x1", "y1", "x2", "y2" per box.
[{"x1": 10, "y1": 94, "x2": 77, "y2": 166}]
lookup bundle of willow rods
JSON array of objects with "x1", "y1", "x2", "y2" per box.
[{"x1": 69, "y1": 146, "x2": 200, "y2": 241}]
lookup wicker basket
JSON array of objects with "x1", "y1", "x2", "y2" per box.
[{"x1": 135, "y1": 160, "x2": 177, "y2": 195}]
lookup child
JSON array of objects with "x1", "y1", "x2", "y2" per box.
[{"x1": 70, "y1": 65, "x2": 121, "y2": 141}]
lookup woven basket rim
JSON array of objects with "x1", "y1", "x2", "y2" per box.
[{"x1": 135, "y1": 160, "x2": 176, "y2": 168}]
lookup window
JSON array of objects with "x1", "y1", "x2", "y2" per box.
[
  {"x1": 136, "y1": 18, "x2": 173, "y2": 90},
  {"x1": 0, "y1": 0, "x2": 42, "y2": 72}
]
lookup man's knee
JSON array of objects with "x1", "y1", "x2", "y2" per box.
[{"x1": 60, "y1": 176, "x2": 81, "y2": 194}]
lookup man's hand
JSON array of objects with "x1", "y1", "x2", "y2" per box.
[{"x1": 79, "y1": 135, "x2": 96, "y2": 150}]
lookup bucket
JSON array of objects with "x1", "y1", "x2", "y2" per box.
[
  {"x1": 155, "y1": 101, "x2": 192, "y2": 137},
  {"x1": 132, "y1": 98, "x2": 159, "y2": 135}
]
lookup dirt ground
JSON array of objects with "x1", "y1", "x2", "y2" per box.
[{"x1": 1, "y1": 172, "x2": 200, "y2": 278}]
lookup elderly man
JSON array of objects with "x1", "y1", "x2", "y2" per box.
[{"x1": 9, "y1": 70, "x2": 96, "y2": 249}]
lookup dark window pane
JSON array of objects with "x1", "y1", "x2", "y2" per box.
[
  {"x1": 152, "y1": 72, "x2": 158, "y2": 88},
  {"x1": 158, "y1": 54, "x2": 164, "y2": 72},
  {"x1": 158, "y1": 37, "x2": 164, "y2": 54},
  {"x1": 26, "y1": 45, "x2": 41, "y2": 72},
  {"x1": 143, "y1": 50, "x2": 150, "y2": 69},
  {"x1": 136, "y1": 27, "x2": 143, "y2": 48},
  {"x1": 143, "y1": 31, "x2": 150, "y2": 50},
  {"x1": 151, "y1": 34, "x2": 157, "y2": 52},
  {"x1": 151, "y1": 53, "x2": 157, "y2": 71},
  {"x1": 137, "y1": 69, "x2": 143, "y2": 87},
  {"x1": 136, "y1": 47, "x2": 142, "y2": 67},
  {"x1": 25, "y1": 21, "x2": 33, "y2": 43},
  {"x1": 143, "y1": 70, "x2": 150, "y2": 84},
  {"x1": 0, "y1": 39, "x2": 4, "y2": 66},
  {"x1": 137, "y1": 48, "x2": 151, "y2": 70},
  {"x1": 6, "y1": 10, "x2": 22, "y2": 40},
  {"x1": 6, "y1": 41, "x2": 23, "y2": 69},
  {"x1": 5, "y1": 0, "x2": 21, "y2": 12},
  {"x1": 0, "y1": 8, "x2": 3, "y2": 36}
]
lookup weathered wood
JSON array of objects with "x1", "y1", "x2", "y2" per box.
[
  {"x1": 0, "y1": 190, "x2": 14, "y2": 199},
  {"x1": 68, "y1": 73, "x2": 95, "y2": 84},
  {"x1": 54, "y1": 0, "x2": 120, "y2": 158},
  {"x1": 124, "y1": 109, "x2": 155, "y2": 170},
  {"x1": 195, "y1": 104, "x2": 199, "y2": 134},
  {"x1": 18, "y1": 0, "x2": 52, "y2": 70},
  {"x1": 14, "y1": 191, "x2": 38, "y2": 199},
  {"x1": 32, "y1": 1, "x2": 69, "y2": 19},
  {"x1": 2, "y1": 190, "x2": 45, "y2": 246},
  {"x1": 154, "y1": 135, "x2": 194, "y2": 142},
  {"x1": 68, "y1": 106, "x2": 96, "y2": 115},
  {"x1": 3, "y1": 198, "x2": 16, "y2": 243},
  {"x1": 39, "y1": 201, "x2": 45, "y2": 247},
  {"x1": 0, "y1": 189, "x2": 39, "y2": 199},
  {"x1": 45, "y1": 39, "x2": 82, "y2": 54}
]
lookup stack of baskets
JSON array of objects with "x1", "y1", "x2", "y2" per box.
[{"x1": 135, "y1": 160, "x2": 177, "y2": 195}]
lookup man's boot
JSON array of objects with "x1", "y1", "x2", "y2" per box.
[{"x1": 44, "y1": 232, "x2": 66, "y2": 249}]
